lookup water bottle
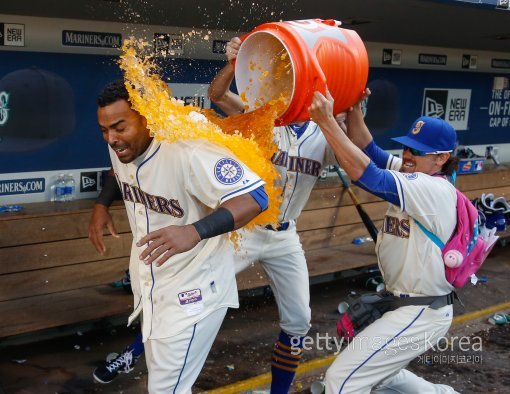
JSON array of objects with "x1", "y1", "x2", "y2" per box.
[
  {"x1": 64, "y1": 173, "x2": 76, "y2": 201},
  {"x1": 52, "y1": 174, "x2": 66, "y2": 202},
  {"x1": 352, "y1": 236, "x2": 374, "y2": 245}
]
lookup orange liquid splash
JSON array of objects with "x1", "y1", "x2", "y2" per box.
[{"x1": 118, "y1": 38, "x2": 282, "y2": 228}]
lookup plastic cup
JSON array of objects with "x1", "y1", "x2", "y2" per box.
[
  {"x1": 365, "y1": 276, "x2": 385, "y2": 292},
  {"x1": 338, "y1": 301, "x2": 349, "y2": 314},
  {"x1": 310, "y1": 380, "x2": 326, "y2": 394}
]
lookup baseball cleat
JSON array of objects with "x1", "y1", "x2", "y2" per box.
[{"x1": 93, "y1": 349, "x2": 136, "y2": 384}]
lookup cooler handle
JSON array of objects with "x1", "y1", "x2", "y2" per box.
[
  {"x1": 321, "y1": 19, "x2": 342, "y2": 27},
  {"x1": 310, "y1": 55, "x2": 327, "y2": 103}
]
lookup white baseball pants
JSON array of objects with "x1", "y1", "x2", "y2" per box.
[
  {"x1": 325, "y1": 304, "x2": 459, "y2": 393},
  {"x1": 236, "y1": 224, "x2": 311, "y2": 337},
  {"x1": 144, "y1": 307, "x2": 227, "y2": 394}
]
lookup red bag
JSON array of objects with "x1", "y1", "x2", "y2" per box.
[
  {"x1": 336, "y1": 314, "x2": 356, "y2": 341},
  {"x1": 336, "y1": 293, "x2": 392, "y2": 341}
]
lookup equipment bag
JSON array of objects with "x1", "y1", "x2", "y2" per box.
[
  {"x1": 336, "y1": 292, "x2": 455, "y2": 341},
  {"x1": 336, "y1": 293, "x2": 395, "y2": 341}
]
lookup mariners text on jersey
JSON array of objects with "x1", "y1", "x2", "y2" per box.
[
  {"x1": 383, "y1": 215, "x2": 410, "y2": 238},
  {"x1": 120, "y1": 181, "x2": 184, "y2": 217},
  {"x1": 271, "y1": 150, "x2": 322, "y2": 177}
]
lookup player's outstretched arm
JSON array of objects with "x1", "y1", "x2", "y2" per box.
[
  {"x1": 309, "y1": 90, "x2": 370, "y2": 181},
  {"x1": 345, "y1": 88, "x2": 373, "y2": 150},
  {"x1": 137, "y1": 192, "x2": 263, "y2": 267},
  {"x1": 207, "y1": 37, "x2": 245, "y2": 116},
  {"x1": 88, "y1": 170, "x2": 122, "y2": 254}
]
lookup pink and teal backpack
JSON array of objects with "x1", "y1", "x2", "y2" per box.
[{"x1": 415, "y1": 190, "x2": 496, "y2": 288}]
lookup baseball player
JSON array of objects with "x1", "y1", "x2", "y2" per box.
[
  {"x1": 309, "y1": 89, "x2": 459, "y2": 393},
  {"x1": 90, "y1": 37, "x2": 337, "y2": 391},
  {"x1": 94, "y1": 79, "x2": 267, "y2": 393},
  {"x1": 208, "y1": 37, "x2": 338, "y2": 393}
]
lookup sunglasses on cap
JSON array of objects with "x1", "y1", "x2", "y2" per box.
[{"x1": 402, "y1": 146, "x2": 451, "y2": 156}]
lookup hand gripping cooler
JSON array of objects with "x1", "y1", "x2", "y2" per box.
[{"x1": 235, "y1": 19, "x2": 369, "y2": 125}]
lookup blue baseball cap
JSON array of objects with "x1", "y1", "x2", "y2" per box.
[{"x1": 391, "y1": 116, "x2": 457, "y2": 153}]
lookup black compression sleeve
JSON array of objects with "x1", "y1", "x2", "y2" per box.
[
  {"x1": 192, "y1": 207, "x2": 235, "y2": 240},
  {"x1": 95, "y1": 175, "x2": 123, "y2": 207}
]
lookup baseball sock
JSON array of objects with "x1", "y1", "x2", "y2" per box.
[
  {"x1": 126, "y1": 333, "x2": 144, "y2": 358},
  {"x1": 270, "y1": 330, "x2": 304, "y2": 393}
]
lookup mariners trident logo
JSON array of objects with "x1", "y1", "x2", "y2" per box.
[
  {"x1": 411, "y1": 120, "x2": 425, "y2": 135},
  {"x1": 215, "y1": 158, "x2": 244, "y2": 185},
  {"x1": 0, "y1": 91, "x2": 10, "y2": 126}
]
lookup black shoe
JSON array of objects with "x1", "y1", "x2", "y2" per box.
[
  {"x1": 93, "y1": 349, "x2": 136, "y2": 384},
  {"x1": 121, "y1": 270, "x2": 132, "y2": 294}
]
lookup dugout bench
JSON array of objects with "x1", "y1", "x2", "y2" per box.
[{"x1": 1, "y1": 166, "x2": 510, "y2": 339}]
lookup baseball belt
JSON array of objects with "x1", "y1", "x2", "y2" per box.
[
  {"x1": 337, "y1": 291, "x2": 456, "y2": 341},
  {"x1": 360, "y1": 291, "x2": 456, "y2": 311},
  {"x1": 265, "y1": 221, "x2": 290, "y2": 231}
]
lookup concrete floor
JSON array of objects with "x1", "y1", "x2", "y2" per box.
[{"x1": 1, "y1": 244, "x2": 509, "y2": 394}]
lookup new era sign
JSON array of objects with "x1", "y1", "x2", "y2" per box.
[
  {"x1": 462, "y1": 55, "x2": 477, "y2": 69},
  {"x1": 212, "y1": 40, "x2": 228, "y2": 54},
  {"x1": 382, "y1": 49, "x2": 401, "y2": 65},
  {"x1": 0, "y1": 23, "x2": 25, "y2": 47},
  {"x1": 154, "y1": 33, "x2": 183, "y2": 56},
  {"x1": 80, "y1": 172, "x2": 99, "y2": 192},
  {"x1": 422, "y1": 89, "x2": 471, "y2": 130}
]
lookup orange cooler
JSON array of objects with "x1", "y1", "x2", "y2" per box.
[{"x1": 235, "y1": 19, "x2": 369, "y2": 125}]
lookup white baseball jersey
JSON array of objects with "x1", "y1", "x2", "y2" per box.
[
  {"x1": 234, "y1": 122, "x2": 336, "y2": 337},
  {"x1": 272, "y1": 121, "x2": 336, "y2": 222},
  {"x1": 377, "y1": 155, "x2": 456, "y2": 296},
  {"x1": 109, "y1": 138, "x2": 264, "y2": 341}
]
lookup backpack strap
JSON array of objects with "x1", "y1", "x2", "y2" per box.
[
  {"x1": 414, "y1": 174, "x2": 457, "y2": 249},
  {"x1": 450, "y1": 170, "x2": 457, "y2": 186},
  {"x1": 414, "y1": 218, "x2": 445, "y2": 249}
]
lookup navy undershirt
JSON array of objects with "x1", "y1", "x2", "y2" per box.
[
  {"x1": 288, "y1": 122, "x2": 310, "y2": 139},
  {"x1": 354, "y1": 140, "x2": 400, "y2": 206}
]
